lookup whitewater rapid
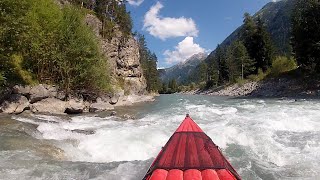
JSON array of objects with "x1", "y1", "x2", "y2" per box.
[{"x1": 1, "y1": 95, "x2": 320, "y2": 179}]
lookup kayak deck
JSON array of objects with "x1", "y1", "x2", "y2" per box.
[
  {"x1": 143, "y1": 116, "x2": 241, "y2": 180},
  {"x1": 149, "y1": 169, "x2": 236, "y2": 180}
]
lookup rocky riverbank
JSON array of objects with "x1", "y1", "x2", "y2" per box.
[
  {"x1": 0, "y1": 84, "x2": 155, "y2": 115},
  {"x1": 185, "y1": 77, "x2": 320, "y2": 98}
]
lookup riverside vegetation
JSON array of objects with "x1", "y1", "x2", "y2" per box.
[
  {"x1": 0, "y1": 0, "x2": 161, "y2": 114},
  {"x1": 161, "y1": 0, "x2": 320, "y2": 97}
]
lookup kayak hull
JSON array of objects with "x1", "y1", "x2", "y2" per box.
[{"x1": 143, "y1": 116, "x2": 241, "y2": 180}]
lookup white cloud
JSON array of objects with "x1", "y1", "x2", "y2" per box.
[
  {"x1": 127, "y1": 0, "x2": 144, "y2": 6},
  {"x1": 143, "y1": 2, "x2": 198, "y2": 40},
  {"x1": 164, "y1": 37, "x2": 205, "y2": 64}
]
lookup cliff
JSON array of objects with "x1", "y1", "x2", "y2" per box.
[{"x1": 85, "y1": 14, "x2": 147, "y2": 96}]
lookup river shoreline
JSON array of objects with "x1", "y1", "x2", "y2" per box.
[
  {"x1": 0, "y1": 84, "x2": 157, "y2": 115},
  {"x1": 181, "y1": 77, "x2": 320, "y2": 99}
]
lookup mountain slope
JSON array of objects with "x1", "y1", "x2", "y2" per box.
[
  {"x1": 160, "y1": 53, "x2": 207, "y2": 84},
  {"x1": 207, "y1": 0, "x2": 296, "y2": 61}
]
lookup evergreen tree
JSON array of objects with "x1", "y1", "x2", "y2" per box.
[
  {"x1": 137, "y1": 33, "x2": 160, "y2": 92},
  {"x1": 241, "y1": 13, "x2": 274, "y2": 72},
  {"x1": 198, "y1": 62, "x2": 208, "y2": 82},
  {"x1": 215, "y1": 45, "x2": 228, "y2": 84},
  {"x1": 168, "y1": 79, "x2": 178, "y2": 93},
  {"x1": 159, "y1": 82, "x2": 168, "y2": 94},
  {"x1": 226, "y1": 41, "x2": 255, "y2": 82},
  {"x1": 207, "y1": 55, "x2": 219, "y2": 86},
  {"x1": 255, "y1": 17, "x2": 275, "y2": 71},
  {"x1": 291, "y1": 0, "x2": 320, "y2": 72},
  {"x1": 242, "y1": 12, "x2": 257, "y2": 67}
]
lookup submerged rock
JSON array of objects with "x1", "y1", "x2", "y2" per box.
[{"x1": 110, "y1": 111, "x2": 117, "y2": 116}]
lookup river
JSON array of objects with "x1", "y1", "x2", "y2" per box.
[{"x1": 0, "y1": 94, "x2": 319, "y2": 180}]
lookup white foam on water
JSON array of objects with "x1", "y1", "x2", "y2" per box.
[{"x1": 10, "y1": 96, "x2": 320, "y2": 179}]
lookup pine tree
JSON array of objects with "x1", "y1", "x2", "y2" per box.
[
  {"x1": 242, "y1": 13, "x2": 274, "y2": 72},
  {"x1": 291, "y1": 0, "x2": 320, "y2": 72},
  {"x1": 137, "y1": 33, "x2": 161, "y2": 92},
  {"x1": 198, "y1": 62, "x2": 208, "y2": 82},
  {"x1": 215, "y1": 45, "x2": 228, "y2": 84},
  {"x1": 255, "y1": 17, "x2": 274, "y2": 71},
  {"x1": 226, "y1": 41, "x2": 255, "y2": 82}
]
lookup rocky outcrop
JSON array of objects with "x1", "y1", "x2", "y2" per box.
[{"x1": 85, "y1": 14, "x2": 147, "y2": 95}]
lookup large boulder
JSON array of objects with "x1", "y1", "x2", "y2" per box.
[
  {"x1": 0, "y1": 94, "x2": 29, "y2": 114},
  {"x1": 13, "y1": 84, "x2": 58, "y2": 103},
  {"x1": 29, "y1": 84, "x2": 57, "y2": 103},
  {"x1": 30, "y1": 98, "x2": 66, "y2": 114},
  {"x1": 12, "y1": 85, "x2": 31, "y2": 95},
  {"x1": 109, "y1": 95, "x2": 119, "y2": 105},
  {"x1": 65, "y1": 99, "x2": 85, "y2": 114}
]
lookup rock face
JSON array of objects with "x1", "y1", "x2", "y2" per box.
[{"x1": 85, "y1": 14, "x2": 147, "y2": 95}]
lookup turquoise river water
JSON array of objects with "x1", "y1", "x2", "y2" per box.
[{"x1": 0, "y1": 94, "x2": 319, "y2": 180}]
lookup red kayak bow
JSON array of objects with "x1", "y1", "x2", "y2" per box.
[{"x1": 143, "y1": 115, "x2": 241, "y2": 180}]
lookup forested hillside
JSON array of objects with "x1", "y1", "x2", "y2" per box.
[
  {"x1": 216, "y1": 0, "x2": 296, "y2": 56},
  {"x1": 175, "y1": 0, "x2": 320, "y2": 93}
]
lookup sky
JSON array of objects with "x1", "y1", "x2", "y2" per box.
[{"x1": 126, "y1": 0, "x2": 278, "y2": 69}]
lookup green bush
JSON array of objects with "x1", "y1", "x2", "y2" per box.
[
  {"x1": 269, "y1": 56, "x2": 297, "y2": 77},
  {"x1": 247, "y1": 68, "x2": 268, "y2": 81},
  {"x1": 0, "y1": 0, "x2": 111, "y2": 95},
  {"x1": 235, "y1": 77, "x2": 247, "y2": 86},
  {"x1": 56, "y1": 5, "x2": 111, "y2": 94}
]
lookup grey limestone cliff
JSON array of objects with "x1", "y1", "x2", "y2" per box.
[{"x1": 85, "y1": 14, "x2": 147, "y2": 96}]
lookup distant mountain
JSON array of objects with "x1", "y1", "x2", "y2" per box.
[
  {"x1": 207, "y1": 0, "x2": 296, "y2": 61},
  {"x1": 160, "y1": 53, "x2": 207, "y2": 84}
]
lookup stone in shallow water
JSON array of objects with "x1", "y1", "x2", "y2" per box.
[{"x1": 89, "y1": 102, "x2": 114, "y2": 113}]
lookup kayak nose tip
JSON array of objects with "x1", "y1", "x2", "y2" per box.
[{"x1": 186, "y1": 113, "x2": 190, "y2": 117}]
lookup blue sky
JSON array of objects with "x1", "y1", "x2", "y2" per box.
[{"x1": 127, "y1": 0, "x2": 277, "y2": 68}]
